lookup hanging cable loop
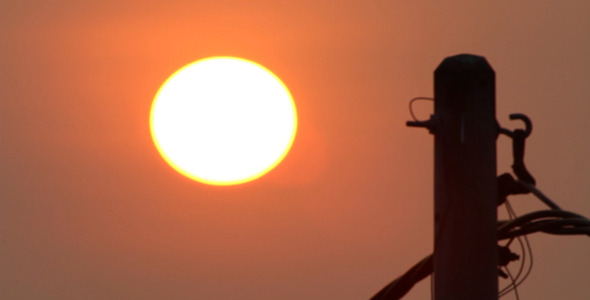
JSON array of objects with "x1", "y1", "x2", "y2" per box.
[
  {"x1": 406, "y1": 97, "x2": 437, "y2": 133},
  {"x1": 408, "y1": 97, "x2": 434, "y2": 122}
]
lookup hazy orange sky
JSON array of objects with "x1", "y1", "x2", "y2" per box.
[{"x1": 1, "y1": 1, "x2": 589, "y2": 299}]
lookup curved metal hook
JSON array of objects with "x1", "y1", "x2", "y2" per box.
[
  {"x1": 508, "y1": 113, "x2": 532, "y2": 138},
  {"x1": 498, "y1": 113, "x2": 532, "y2": 138},
  {"x1": 498, "y1": 113, "x2": 536, "y2": 185}
]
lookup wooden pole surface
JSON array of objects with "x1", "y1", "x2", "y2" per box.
[{"x1": 433, "y1": 54, "x2": 498, "y2": 300}]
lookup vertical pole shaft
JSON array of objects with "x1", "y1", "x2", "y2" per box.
[{"x1": 433, "y1": 54, "x2": 498, "y2": 299}]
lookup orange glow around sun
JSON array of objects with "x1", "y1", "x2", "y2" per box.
[{"x1": 150, "y1": 57, "x2": 297, "y2": 185}]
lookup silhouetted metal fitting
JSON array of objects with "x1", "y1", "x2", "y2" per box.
[{"x1": 406, "y1": 114, "x2": 438, "y2": 134}]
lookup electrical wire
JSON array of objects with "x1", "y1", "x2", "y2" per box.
[
  {"x1": 504, "y1": 233, "x2": 533, "y2": 297},
  {"x1": 501, "y1": 219, "x2": 590, "y2": 240},
  {"x1": 499, "y1": 201, "x2": 533, "y2": 298},
  {"x1": 497, "y1": 210, "x2": 589, "y2": 240},
  {"x1": 372, "y1": 190, "x2": 590, "y2": 299},
  {"x1": 408, "y1": 97, "x2": 433, "y2": 122},
  {"x1": 499, "y1": 201, "x2": 526, "y2": 297},
  {"x1": 499, "y1": 201, "x2": 524, "y2": 297},
  {"x1": 374, "y1": 105, "x2": 588, "y2": 299},
  {"x1": 497, "y1": 204, "x2": 590, "y2": 297},
  {"x1": 372, "y1": 207, "x2": 589, "y2": 300},
  {"x1": 507, "y1": 201, "x2": 530, "y2": 289},
  {"x1": 370, "y1": 254, "x2": 432, "y2": 300},
  {"x1": 516, "y1": 180, "x2": 561, "y2": 210},
  {"x1": 504, "y1": 266, "x2": 520, "y2": 300}
]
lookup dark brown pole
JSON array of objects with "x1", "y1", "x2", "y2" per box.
[{"x1": 433, "y1": 54, "x2": 498, "y2": 299}]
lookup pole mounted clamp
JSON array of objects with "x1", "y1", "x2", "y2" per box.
[{"x1": 406, "y1": 114, "x2": 439, "y2": 134}]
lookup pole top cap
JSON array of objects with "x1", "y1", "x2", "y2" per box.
[{"x1": 436, "y1": 54, "x2": 494, "y2": 74}]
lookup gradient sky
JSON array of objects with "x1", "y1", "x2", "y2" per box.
[{"x1": 1, "y1": 1, "x2": 589, "y2": 299}]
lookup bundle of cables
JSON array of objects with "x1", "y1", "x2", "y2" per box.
[
  {"x1": 498, "y1": 207, "x2": 590, "y2": 241},
  {"x1": 381, "y1": 108, "x2": 590, "y2": 299},
  {"x1": 370, "y1": 183, "x2": 590, "y2": 300}
]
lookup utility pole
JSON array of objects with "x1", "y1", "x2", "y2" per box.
[{"x1": 429, "y1": 54, "x2": 498, "y2": 299}]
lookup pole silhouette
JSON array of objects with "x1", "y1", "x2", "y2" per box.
[
  {"x1": 375, "y1": 54, "x2": 590, "y2": 300},
  {"x1": 431, "y1": 54, "x2": 498, "y2": 299}
]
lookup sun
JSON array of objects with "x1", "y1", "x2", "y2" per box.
[{"x1": 150, "y1": 57, "x2": 297, "y2": 185}]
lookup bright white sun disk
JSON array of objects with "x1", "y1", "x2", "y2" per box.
[{"x1": 150, "y1": 57, "x2": 297, "y2": 185}]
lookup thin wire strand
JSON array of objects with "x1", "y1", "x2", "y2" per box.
[
  {"x1": 505, "y1": 267, "x2": 520, "y2": 300},
  {"x1": 409, "y1": 97, "x2": 434, "y2": 121},
  {"x1": 518, "y1": 233, "x2": 534, "y2": 290},
  {"x1": 375, "y1": 201, "x2": 587, "y2": 299},
  {"x1": 500, "y1": 266, "x2": 518, "y2": 299},
  {"x1": 506, "y1": 202, "x2": 525, "y2": 295},
  {"x1": 501, "y1": 201, "x2": 534, "y2": 297},
  {"x1": 500, "y1": 200, "x2": 526, "y2": 297},
  {"x1": 506, "y1": 202, "x2": 526, "y2": 285},
  {"x1": 516, "y1": 180, "x2": 561, "y2": 210}
]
